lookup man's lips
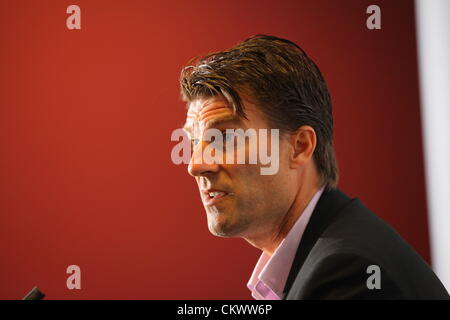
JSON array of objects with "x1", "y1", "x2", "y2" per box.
[{"x1": 201, "y1": 189, "x2": 232, "y2": 205}]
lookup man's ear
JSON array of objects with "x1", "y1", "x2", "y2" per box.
[{"x1": 289, "y1": 125, "x2": 317, "y2": 169}]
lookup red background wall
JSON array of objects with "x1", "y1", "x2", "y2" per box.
[{"x1": 0, "y1": 0, "x2": 428, "y2": 299}]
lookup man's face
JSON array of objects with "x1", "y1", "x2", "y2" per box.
[{"x1": 184, "y1": 96, "x2": 297, "y2": 241}]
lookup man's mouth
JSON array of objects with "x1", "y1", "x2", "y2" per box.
[{"x1": 201, "y1": 189, "x2": 231, "y2": 205}]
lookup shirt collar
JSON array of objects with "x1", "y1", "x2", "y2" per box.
[{"x1": 247, "y1": 187, "x2": 324, "y2": 299}]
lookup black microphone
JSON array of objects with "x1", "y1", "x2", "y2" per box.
[{"x1": 23, "y1": 286, "x2": 45, "y2": 300}]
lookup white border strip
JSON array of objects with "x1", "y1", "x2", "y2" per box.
[{"x1": 415, "y1": 0, "x2": 450, "y2": 291}]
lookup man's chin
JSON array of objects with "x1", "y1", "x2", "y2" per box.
[
  {"x1": 208, "y1": 227, "x2": 233, "y2": 238},
  {"x1": 207, "y1": 215, "x2": 241, "y2": 238}
]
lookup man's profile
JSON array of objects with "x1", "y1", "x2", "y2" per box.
[{"x1": 178, "y1": 35, "x2": 449, "y2": 299}]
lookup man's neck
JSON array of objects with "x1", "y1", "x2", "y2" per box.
[{"x1": 246, "y1": 183, "x2": 320, "y2": 256}]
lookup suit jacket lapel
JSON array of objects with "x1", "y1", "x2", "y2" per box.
[{"x1": 282, "y1": 187, "x2": 352, "y2": 298}]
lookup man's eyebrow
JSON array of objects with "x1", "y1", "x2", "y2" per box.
[
  {"x1": 203, "y1": 114, "x2": 242, "y2": 129},
  {"x1": 182, "y1": 114, "x2": 242, "y2": 135}
]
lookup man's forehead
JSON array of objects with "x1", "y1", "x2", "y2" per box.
[
  {"x1": 187, "y1": 96, "x2": 231, "y2": 115},
  {"x1": 184, "y1": 96, "x2": 241, "y2": 132}
]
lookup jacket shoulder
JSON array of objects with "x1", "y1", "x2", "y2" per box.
[
  {"x1": 285, "y1": 193, "x2": 450, "y2": 299},
  {"x1": 285, "y1": 251, "x2": 402, "y2": 299}
]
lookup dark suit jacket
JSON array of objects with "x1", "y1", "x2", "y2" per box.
[{"x1": 282, "y1": 188, "x2": 449, "y2": 299}]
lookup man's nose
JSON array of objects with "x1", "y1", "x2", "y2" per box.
[{"x1": 188, "y1": 140, "x2": 220, "y2": 177}]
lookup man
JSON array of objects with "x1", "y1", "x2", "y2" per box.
[{"x1": 179, "y1": 35, "x2": 449, "y2": 299}]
